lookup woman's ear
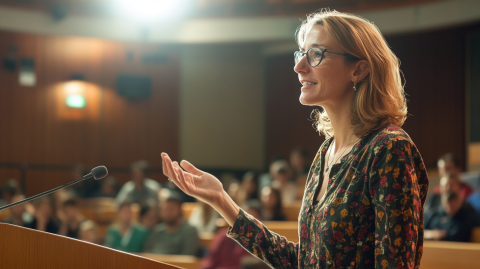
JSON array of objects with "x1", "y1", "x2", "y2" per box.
[{"x1": 352, "y1": 60, "x2": 370, "y2": 83}]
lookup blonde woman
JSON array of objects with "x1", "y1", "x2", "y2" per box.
[{"x1": 161, "y1": 10, "x2": 429, "y2": 269}]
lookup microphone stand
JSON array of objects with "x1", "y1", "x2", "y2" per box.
[{"x1": 0, "y1": 166, "x2": 107, "y2": 212}]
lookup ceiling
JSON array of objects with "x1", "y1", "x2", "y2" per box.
[{"x1": 0, "y1": 0, "x2": 442, "y2": 19}]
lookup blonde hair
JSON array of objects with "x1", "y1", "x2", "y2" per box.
[{"x1": 296, "y1": 9, "x2": 407, "y2": 138}]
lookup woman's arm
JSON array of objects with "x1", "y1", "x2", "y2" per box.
[
  {"x1": 161, "y1": 153, "x2": 299, "y2": 268},
  {"x1": 368, "y1": 139, "x2": 428, "y2": 269}
]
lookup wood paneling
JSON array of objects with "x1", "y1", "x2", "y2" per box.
[
  {"x1": 0, "y1": 30, "x2": 179, "y2": 196},
  {"x1": 265, "y1": 22, "x2": 480, "y2": 170}
]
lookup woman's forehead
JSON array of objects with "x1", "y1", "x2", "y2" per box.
[{"x1": 300, "y1": 25, "x2": 332, "y2": 50}]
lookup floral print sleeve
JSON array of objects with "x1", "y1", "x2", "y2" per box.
[
  {"x1": 368, "y1": 138, "x2": 428, "y2": 269},
  {"x1": 227, "y1": 209, "x2": 299, "y2": 268}
]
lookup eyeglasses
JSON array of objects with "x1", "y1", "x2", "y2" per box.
[{"x1": 294, "y1": 47, "x2": 359, "y2": 67}]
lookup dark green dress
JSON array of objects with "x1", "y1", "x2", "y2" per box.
[{"x1": 227, "y1": 125, "x2": 429, "y2": 269}]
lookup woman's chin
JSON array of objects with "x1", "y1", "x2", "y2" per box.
[{"x1": 299, "y1": 94, "x2": 319, "y2": 106}]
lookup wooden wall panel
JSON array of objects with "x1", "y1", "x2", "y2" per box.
[{"x1": 0, "y1": 31, "x2": 180, "y2": 196}]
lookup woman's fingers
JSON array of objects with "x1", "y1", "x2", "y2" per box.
[{"x1": 180, "y1": 160, "x2": 203, "y2": 176}]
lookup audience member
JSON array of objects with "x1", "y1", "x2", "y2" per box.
[
  {"x1": 163, "y1": 180, "x2": 197, "y2": 203},
  {"x1": 3, "y1": 194, "x2": 33, "y2": 226},
  {"x1": 240, "y1": 257, "x2": 271, "y2": 269},
  {"x1": 189, "y1": 201, "x2": 220, "y2": 234},
  {"x1": 139, "y1": 202, "x2": 159, "y2": 231},
  {"x1": 200, "y1": 200, "x2": 262, "y2": 269},
  {"x1": 269, "y1": 160, "x2": 297, "y2": 202},
  {"x1": 290, "y1": 148, "x2": 310, "y2": 178},
  {"x1": 227, "y1": 180, "x2": 241, "y2": 203},
  {"x1": 116, "y1": 160, "x2": 160, "y2": 206},
  {"x1": 25, "y1": 195, "x2": 60, "y2": 234},
  {"x1": 71, "y1": 164, "x2": 101, "y2": 198},
  {"x1": 437, "y1": 153, "x2": 473, "y2": 199},
  {"x1": 58, "y1": 196, "x2": 85, "y2": 239},
  {"x1": 237, "y1": 172, "x2": 259, "y2": 206},
  {"x1": 104, "y1": 201, "x2": 149, "y2": 253},
  {"x1": 260, "y1": 185, "x2": 286, "y2": 221},
  {"x1": 78, "y1": 220, "x2": 99, "y2": 244},
  {"x1": 425, "y1": 192, "x2": 477, "y2": 242},
  {"x1": 97, "y1": 176, "x2": 120, "y2": 198},
  {"x1": 467, "y1": 185, "x2": 480, "y2": 226},
  {"x1": 143, "y1": 193, "x2": 200, "y2": 255},
  {"x1": 426, "y1": 173, "x2": 462, "y2": 212},
  {"x1": 0, "y1": 178, "x2": 20, "y2": 206}
]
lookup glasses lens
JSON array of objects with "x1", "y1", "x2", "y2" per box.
[
  {"x1": 308, "y1": 48, "x2": 323, "y2": 67},
  {"x1": 294, "y1": 51, "x2": 303, "y2": 64}
]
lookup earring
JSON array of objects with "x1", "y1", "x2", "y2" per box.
[{"x1": 353, "y1": 83, "x2": 357, "y2": 91}]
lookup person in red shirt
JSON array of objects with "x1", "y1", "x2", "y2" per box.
[{"x1": 200, "y1": 200, "x2": 262, "y2": 269}]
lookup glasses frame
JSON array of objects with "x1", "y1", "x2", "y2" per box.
[{"x1": 294, "y1": 47, "x2": 360, "y2": 67}]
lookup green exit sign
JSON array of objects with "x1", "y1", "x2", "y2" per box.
[{"x1": 66, "y1": 94, "x2": 86, "y2": 108}]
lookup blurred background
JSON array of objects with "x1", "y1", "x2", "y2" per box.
[{"x1": 0, "y1": 0, "x2": 480, "y2": 267}]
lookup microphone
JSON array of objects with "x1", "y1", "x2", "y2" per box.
[{"x1": 0, "y1": 165, "x2": 108, "y2": 212}]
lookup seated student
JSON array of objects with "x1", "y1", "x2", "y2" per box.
[
  {"x1": 289, "y1": 147, "x2": 310, "y2": 178},
  {"x1": 240, "y1": 257, "x2": 271, "y2": 269},
  {"x1": 139, "y1": 202, "x2": 159, "y2": 231},
  {"x1": 78, "y1": 220, "x2": 99, "y2": 244},
  {"x1": 4, "y1": 194, "x2": 33, "y2": 226},
  {"x1": 467, "y1": 185, "x2": 480, "y2": 225},
  {"x1": 116, "y1": 160, "x2": 160, "y2": 206},
  {"x1": 25, "y1": 195, "x2": 60, "y2": 234},
  {"x1": 270, "y1": 160, "x2": 297, "y2": 202},
  {"x1": 0, "y1": 178, "x2": 19, "y2": 206},
  {"x1": 436, "y1": 153, "x2": 473, "y2": 199},
  {"x1": 260, "y1": 185, "x2": 286, "y2": 221},
  {"x1": 104, "y1": 201, "x2": 149, "y2": 253},
  {"x1": 236, "y1": 172, "x2": 259, "y2": 205},
  {"x1": 58, "y1": 197, "x2": 85, "y2": 239},
  {"x1": 143, "y1": 193, "x2": 200, "y2": 255},
  {"x1": 189, "y1": 201, "x2": 220, "y2": 234},
  {"x1": 200, "y1": 200, "x2": 262, "y2": 269},
  {"x1": 426, "y1": 173, "x2": 462, "y2": 212},
  {"x1": 425, "y1": 191, "x2": 477, "y2": 242},
  {"x1": 96, "y1": 176, "x2": 120, "y2": 198},
  {"x1": 71, "y1": 164, "x2": 101, "y2": 198}
]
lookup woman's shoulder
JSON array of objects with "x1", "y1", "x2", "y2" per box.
[{"x1": 364, "y1": 124, "x2": 416, "y2": 155}]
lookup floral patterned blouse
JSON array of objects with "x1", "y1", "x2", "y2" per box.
[{"x1": 227, "y1": 125, "x2": 429, "y2": 269}]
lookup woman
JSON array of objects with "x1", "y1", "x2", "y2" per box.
[{"x1": 161, "y1": 10, "x2": 429, "y2": 269}]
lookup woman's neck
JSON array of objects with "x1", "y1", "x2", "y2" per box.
[{"x1": 323, "y1": 98, "x2": 358, "y2": 153}]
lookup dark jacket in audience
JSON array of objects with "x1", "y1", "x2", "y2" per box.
[
  {"x1": 24, "y1": 218, "x2": 60, "y2": 235},
  {"x1": 425, "y1": 202, "x2": 477, "y2": 242}
]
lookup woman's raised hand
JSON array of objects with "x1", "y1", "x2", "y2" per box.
[
  {"x1": 161, "y1": 153, "x2": 240, "y2": 226},
  {"x1": 161, "y1": 153, "x2": 224, "y2": 206}
]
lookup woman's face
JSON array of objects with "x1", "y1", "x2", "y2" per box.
[{"x1": 294, "y1": 25, "x2": 355, "y2": 107}]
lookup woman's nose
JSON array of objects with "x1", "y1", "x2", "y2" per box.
[{"x1": 294, "y1": 55, "x2": 309, "y2": 74}]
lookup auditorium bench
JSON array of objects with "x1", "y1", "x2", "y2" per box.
[{"x1": 421, "y1": 241, "x2": 480, "y2": 269}]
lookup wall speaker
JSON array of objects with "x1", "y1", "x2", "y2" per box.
[{"x1": 115, "y1": 74, "x2": 151, "y2": 100}]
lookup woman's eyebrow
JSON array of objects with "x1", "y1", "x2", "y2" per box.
[{"x1": 311, "y1": 43, "x2": 326, "y2": 48}]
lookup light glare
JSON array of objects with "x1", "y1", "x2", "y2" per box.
[{"x1": 116, "y1": 0, "x2": 184, "y2": 22}]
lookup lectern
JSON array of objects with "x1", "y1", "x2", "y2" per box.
[{"x1": 0, "y1": 223, "x2": 182, "y2": 269}]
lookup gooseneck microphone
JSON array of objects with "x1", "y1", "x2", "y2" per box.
[{"x1": 0, "y1": 165, "x2": 108, "y2": 212}]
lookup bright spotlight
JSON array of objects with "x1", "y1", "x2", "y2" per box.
[{"x1": 116, "y1": 0, "x2": 186, "y2": 22}]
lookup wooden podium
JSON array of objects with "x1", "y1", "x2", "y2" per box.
[{"x1": 0, "y1": 223, "x2": 182, "y2": 269}]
